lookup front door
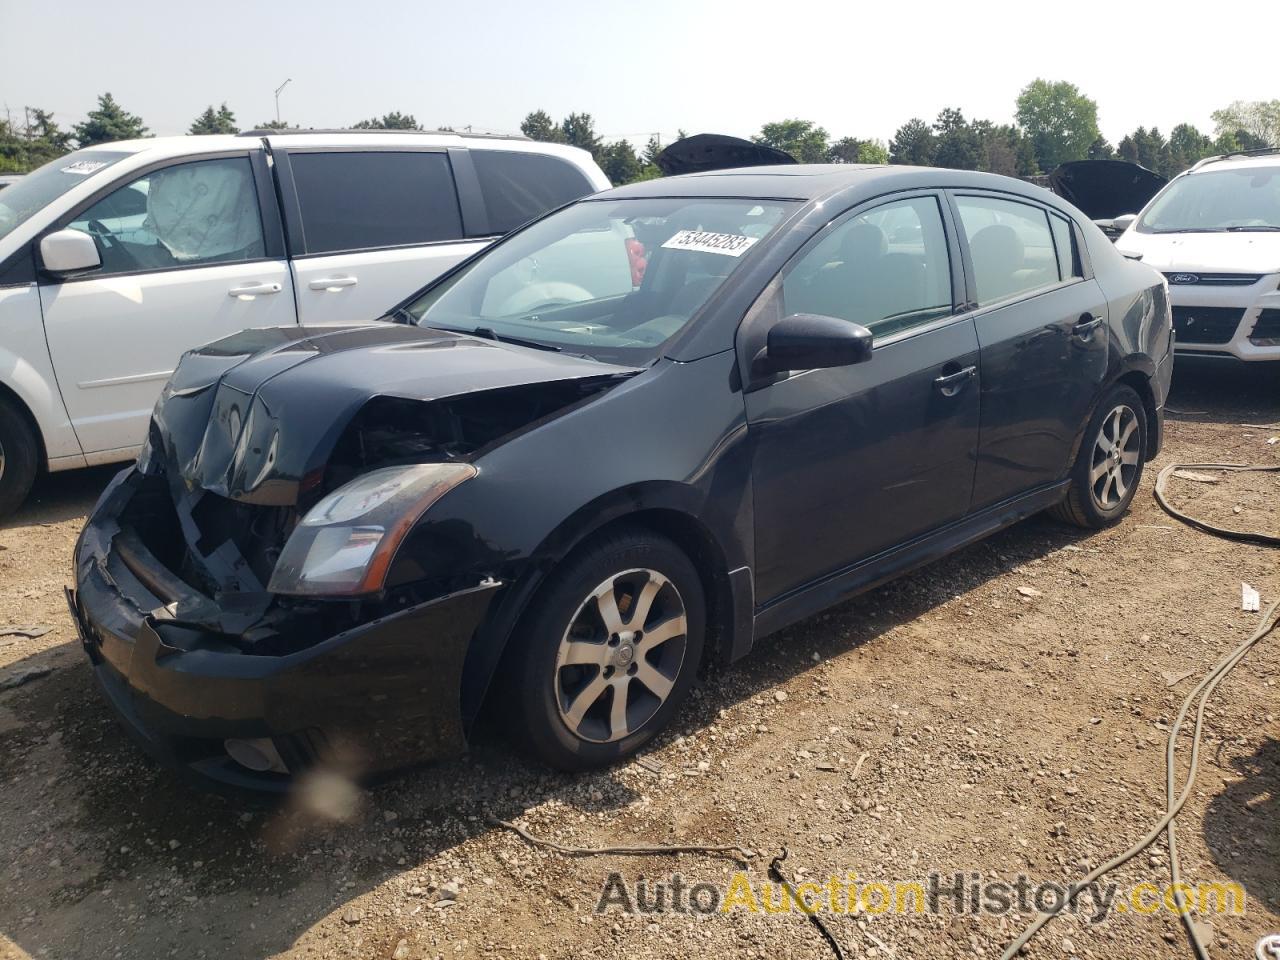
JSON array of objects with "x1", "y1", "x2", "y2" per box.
[
  {"x1": 39, "y1": 154, "x2": 296, "y2": 456},
  {"x1": 746, "y1": 194, "x2": 981, "y2": 605},
  {"x1": 949, "y1": 193, "x2": 1108, "y2": 510}
]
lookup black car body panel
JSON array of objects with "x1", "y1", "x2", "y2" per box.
[
  {"x1": 1047, "y1": 159, "x2": 1167, "y2": 219},
  {"x1": 73, "y1": 164, "x2": 1173, "y2": 788},
  {"x1": 655, "y1": 133, "x2": 797, "y2": 176}
]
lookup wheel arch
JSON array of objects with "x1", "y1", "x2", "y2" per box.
[{"x1": 0, "y1": 377, "x2": 48, "y2": 472}]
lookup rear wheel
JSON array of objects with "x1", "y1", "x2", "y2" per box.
[
  {"x1": 510, "y1": 528, "x2": 705, "y2": 770},
  {"x1": 0, "y1": 400, "x2": 38, "y2": 520},
  {"x1": 1051, "y1": 384, "x2": 1147, "y2": 528}
]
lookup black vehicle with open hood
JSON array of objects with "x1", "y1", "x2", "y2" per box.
[
  {"x1": 1047, "y1": 159, "x2": 1167, "y2": 239},
  {"x1": 71, "y1": 164, "x2": 1171, "y2": 791}
]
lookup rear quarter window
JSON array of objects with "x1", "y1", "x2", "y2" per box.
[
  {"x1": 471, "y1": 150, "x2": 594, "y2": 234},
  {"x1": 288, "y1": 151, "x2": 464, "y2": 254}
]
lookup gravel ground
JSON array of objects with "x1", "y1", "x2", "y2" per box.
[{"x1": 1, "y1": 363, "x2": 1277, "y2": 960}]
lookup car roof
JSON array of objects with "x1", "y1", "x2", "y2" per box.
[
  {"x1": 1187, "y1": 152, "x2": 1280, "y2": 174},
  {"x1": 600, "y1": 163, "x2": 1060, "y2": 204}
]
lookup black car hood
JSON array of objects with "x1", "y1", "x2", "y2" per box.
[
  {"x1": 1047, "y1": 160, "x2": 1167, "y2": 219},
  {"x1": 153, "y1": 324, "x2": 639, "y2": 505},
  {"x1": 655, "y1": 133, "x2": 797, "y2": 176}
]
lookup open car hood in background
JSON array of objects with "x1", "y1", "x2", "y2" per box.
[
  {"x1": 1047, "y1": 160, "x2": 1167, "y2": 220},
  {"x1": 655, "y1": 134, "x2": 797, "y2": 176}
]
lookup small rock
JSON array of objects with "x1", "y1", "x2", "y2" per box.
[
  {"x1": 1016, "y1": 586, "x2": 1042, "y2": 598},
  {"x1": 436, "y1": 880, "x2": 460, "y2": 902},
  {"x1": 342, "y1": 907, "x2": 361, "y2": 924},
  {"x1": 392, "y1": 939, "x2": 411, "y2": 959},
  {"x1": 774, "y1": 691, "x2": 788, "y2": 703},
  {"x1": 168, "y1": 839, "x2": 181, "y2": 850}
]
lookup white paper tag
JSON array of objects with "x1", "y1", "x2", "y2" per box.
[
  {"x1": 661, "y1": 229, "x2": 758, "y2": 257},
  {"x1": 1242, "y1": 582, "x2": 1260, "y2": 612},
  {"x1": 61, "y1": 160, "x2": 109, "y2": 176}
]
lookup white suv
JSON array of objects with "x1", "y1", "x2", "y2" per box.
[
  {"x1": 0, "y1": 131, "x2": 609, "y2": 516},
  {"x1": 1114, "y1": 151, "x2": 1280, "y2": 363}
]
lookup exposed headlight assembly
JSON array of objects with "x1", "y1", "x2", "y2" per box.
[{"x1": 267, "y1": 463, "x2": 476, "y2": 596}]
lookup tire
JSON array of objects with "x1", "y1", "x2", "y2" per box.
[
  {"x1": 1051, "y1": 384, "x2": 1147, "y2": 529},
  {"x1": 0, "y1": 400, "x2": 38, "y2": 520},
  {"x1": 509, "y1": 527, "x2": 706, "y2": 770}
]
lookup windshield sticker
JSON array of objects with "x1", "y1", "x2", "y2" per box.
[
  {"x1": 60, "y1": 160, "x2": 110, "y2": 176},
  {"x1": 661, "y1": 230, "x2": 758, "y2": 257}
]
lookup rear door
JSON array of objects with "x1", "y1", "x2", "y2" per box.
[
  {"x1": 948, "y1": 192, "x2": 1108, "y2": 510},
  {"x1": 38, "y1": 150, "x2": 295, "y2": 457},
  {"x1": 277, "y1": 147, "x2": 489, "y2": 324}
]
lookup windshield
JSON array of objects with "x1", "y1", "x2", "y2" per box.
[
  {"x1": 1136, "y1": 165, "x2": 1280, "y2": 233},
  {"x1": 0, "y1": 150, "x2": 131, "y2": 245},
  {"x1": 405, "y1": 196, "x2": 797, "y2": 364}
]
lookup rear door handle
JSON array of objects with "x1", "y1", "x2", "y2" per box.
[
  {"x1": 1073, "y1": 315, "x2": 1104, "y2": 339},
  {"x1": 228, "y1": 282, "x2": 282, "y2": 298},
  {"x1": 933, "y1": 364, "x2": 977, "y2": 396},
  {"x1": 309, "y1": 276, "x2": 359, "y2": 291}
]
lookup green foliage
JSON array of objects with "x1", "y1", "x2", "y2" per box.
[
  {"x1": 600, "y1": 139, "x2": 643, "y2": 185},
  {"x1": 352, "y1": 111, "x2": 418, "y2": 130},
  {"x1": 888, "y1": 118, "x2": 935, "y2": 166},
  {"x1": 189, "y1": 103, "x2": 238, "y2": 135},
  {"x1": 520, "y1": 110, "x2": 564, "y2": 143},
  {"x1": 1087, "y1": 136, "x2": 1115, "y2": 160},
  {"x1": 1014, "y1": 78, "x2": 1100, "y2": 171},
  {"x1": 1210, "y1": 100, "x2": 1280, "y2": 148},
  {"x1": 0, "y1": 108, "x2": 74, "y2": 173},
  {"x1": 827, "y1": 137, "x2": 887, "y2": 164},
  {"x1": 932, "y1": 108, "x2": 982, "y2": 170},
  {"x1": 560, "y1": 113, "x2": 602, "y2": 158},
  {"x1": 254, "y1": 119, "x2": 296, "y2": 131},
  {"x1": 753, "y1": 119, "x2": 829, "y2": 163},
  {"x1": 73, "y1": 92, "x2": 148, "y2": 147}
]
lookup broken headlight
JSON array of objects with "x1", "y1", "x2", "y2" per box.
[{"x1": 267, "y1": 463, "x2": 476, "y2": 596}]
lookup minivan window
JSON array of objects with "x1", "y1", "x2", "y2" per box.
[
  {"x1": 471, "y1": 150, "x2": 595, "y2": 234},
  {"x1": 66, "y1": 156, "x2": 265, "y2": 275},
  {"x1": 783, "y1": 196, "x2": 953, "y2": 338},
  {"x1": 1136, "y1": 166, "x2": 1280, "y2": 233},
  {"x1": 955, "y1": 196, "x2": 1061, "y2": 305},
  {"x1": 289, "y1": 151, "x2": 464, "y2": 254},
  {"x1": 0, "y1": 150, "x2": 129, "y2": 244},
  {"x1": 407, "y1": 197, "x2": 796, "y2": 365}
]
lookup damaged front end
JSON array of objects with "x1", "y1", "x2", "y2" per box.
[{"x1": 70, "y1": 324, "x2": 639, "y2": 789}]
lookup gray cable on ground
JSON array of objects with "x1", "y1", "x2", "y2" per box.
[
  {"x1": 1153, "y1": 461, "x2": 1280, "y2": 546},
  {"x1": 999, "y1": 597, "x2": 1280, "y2": 960},
  {"x1": 487, "y1": 814, "x2": 752, "y2": 863}
]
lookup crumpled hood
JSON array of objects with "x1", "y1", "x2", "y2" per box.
[
  {"x1": 1115, "y1": 231, "x2": 1280, "y2": 275},
  {"x1": 152, "y1": 324, "x2": 639, "y2": 505}
]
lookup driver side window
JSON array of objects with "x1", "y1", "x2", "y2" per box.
[
  {"x1": 782, "y1": 196, "x2": 953, "y2": 338},
  {"x1": 67, "y1": 156, "x2": 265, "y2": 277}
]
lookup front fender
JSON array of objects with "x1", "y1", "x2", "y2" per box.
[{"x1": 0, "y1": 284, "x2": 82, "y2": 463}]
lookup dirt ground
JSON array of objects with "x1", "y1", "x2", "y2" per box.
[{"x1": 1, "y1": 363, "x2": 1277, "y2": 960}]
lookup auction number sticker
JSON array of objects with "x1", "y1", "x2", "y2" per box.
[
  {"x1": 61, "y1": 160, "x2": 109, "y2": 176},
  {"x1": 661, "y1": 230, "x2": 758, "y2": 257}
]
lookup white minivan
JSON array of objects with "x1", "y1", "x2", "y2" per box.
[{"x1": 0, "y1": 131, "x2": 609, "y2": 515}]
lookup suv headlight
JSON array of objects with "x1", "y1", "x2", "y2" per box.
[{"x1": 267, "y1": 463, "x2": 476, "y2": 596}]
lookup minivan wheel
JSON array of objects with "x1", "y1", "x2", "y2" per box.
[
  {"x1": 510, "y1": 528, "x2": 705, "y2": 770},
  {"x1": 0, "y1": 401, "x2": 38, "y2": 520},
  {"x1": 1051, "y1": 384, "x2": 1147, "y2": 529}
]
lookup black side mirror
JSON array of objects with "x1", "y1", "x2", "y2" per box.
[{"x1": 753, "y1": 313, "x2": 873, "y2": 376}]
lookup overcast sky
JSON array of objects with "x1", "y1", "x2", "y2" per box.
[{"x1": 2, "y1": 0, "x2": 1276, "y2": 148}]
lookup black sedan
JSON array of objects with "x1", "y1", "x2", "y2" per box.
[{"x1": 70, "y1": 165, "x2": 1173, "y2": 789}]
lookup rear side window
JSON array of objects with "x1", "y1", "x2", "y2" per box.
[
  {"x1": 1049, "y1": 213, "x2": 1081, "y2": 281},
  {"x1": 955, "y1": 195, "x2": 1063, "y2": 305},
  {"x1": 471, "y1": 150, "x2": 594, "y2": 234},
  {"x1": 289, "y1": 151, "x2": 463, "y2": 254}
]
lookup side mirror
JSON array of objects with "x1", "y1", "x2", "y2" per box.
[
  {"x1": 754, "y1": 313, "x2": 873, "y2": 376},
  {"x1": 39, "y1": 229, "x2": 101, "y2": 277},
  {"x1": 1093, "y1": 214, "x2": 1136, "y2": 240}
]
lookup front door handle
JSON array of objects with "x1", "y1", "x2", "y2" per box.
[
  {"x1": 309, "y1": 276, "x2": 359, "y2": 291},
  {"x1": 933, "y1": 364, "x2": 977, "y2": 396},
  {"x1": 228, "y1": 282, "x2": 282, "y2": 298},
  {"x1": 1073, "y1": 314, "x2": 1104, "y2": 340}
]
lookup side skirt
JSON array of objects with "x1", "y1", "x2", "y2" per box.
[{"x1": 746, "y1": 480, "x2": 1070, "y2": 649}]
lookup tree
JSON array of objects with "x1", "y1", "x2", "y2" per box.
[
  {"x1": 1166, "y1": 123, "x2": 1214, "y2": 175},
  {"x1": 1210, "y1": 100, "x2": 1280, "y2": 148},
  {"x1": 600, "y1": 139, "x2": 643, "y2": 185},
  {"x1": 254, "y1": 119, "x2": 296, "y2": 130},
  {"x1": 972, "y1": 121, "x2": 1036, "y2": 177},
  {"x1": 641, "y1": 134, "x2": 663, "y2": 166},
  {"x1": 189, "y1": 103, "x2": 238, "y2": 135},
  {"x1": 560, "y1": 113, "x2": 601, "y2": 158},
  {"x1": 752, "y1": 119, "x2": 829, "y2": 163},
  {"x1": 827, "y1": 137, "x2": 887, "y2": 164},
  {"x1": 1117, "y1": 126, "x2": 1169, "y2": 173},
  {"x1": 1213, "y1": 127, "x2": 1269, "y2": 155},
  {"x1": 520, "y1": 109, "x2": 564, "y2": 143},
  {"x1": 1087, "y1": 136, "x2": 1115, "y2": 160},
  {"x1": 931, "y1": 109, "x2": 981, "y2": 171},
  {"x1": 352, "y1": 111, "x2": 418, "y2": 130},
  {"x1": 1014, "y1": 78, "x2": 1100, "y2": 171},
  {"x1": 888, "y1": 118, "x2": 935, "y2": 166},
  {"x1": 73, "y1": 92, "x2": 148, "y2": 147}
]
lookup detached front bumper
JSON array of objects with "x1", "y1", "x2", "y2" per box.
[{"x1": 71, "y1": 470, "x2": 500, "y2": 792}]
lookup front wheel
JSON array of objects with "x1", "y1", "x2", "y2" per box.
[
  {"x1": 0, "y1": 400, "x2": 38, "y2": 520},
  {"x1": 510, "y1": 528, "x2": 705, "y2": 770},
  {"x1": 1051, "y1": 384, "x2": 1147, "y2": 528}
]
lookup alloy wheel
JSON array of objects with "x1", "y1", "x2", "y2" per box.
[
  {"x1": 1089, "y1": 404, "x2": 1140, "y2": 511},
  {"x1": 554, "y1": 568, "x2": 688, "y2": 743}
]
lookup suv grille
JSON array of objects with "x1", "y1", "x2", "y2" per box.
[
  {"x1": 1163, "y1": 272, "x2": 1263, "y2": 286},
  {"x1": 1250, "y1": 309, "x2": 1280, "y2": 346},
  {"x1": 1171, "y1": 306, "x2": 1246, "y2": 344}
]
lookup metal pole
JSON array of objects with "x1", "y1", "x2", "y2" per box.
[{"x1": 274, "y1": 79, "x2": 292, "y2": 124}]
